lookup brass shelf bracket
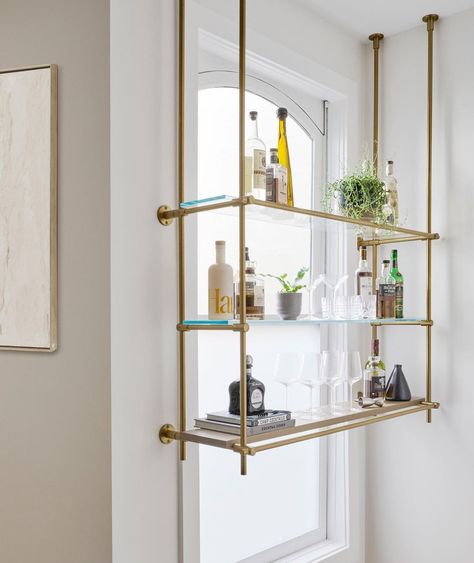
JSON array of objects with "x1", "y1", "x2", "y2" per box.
[
  {"x1": 159, "y1": 424, "x2": 178, "y2": 444},
  {"x1": 157, "y1": 205, "x2": 174, "y2": 226}
]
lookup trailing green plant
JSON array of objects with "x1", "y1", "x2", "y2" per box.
[
  {"x1": 323, "y1": 160, "x2": 386, "y2": 221},
  {"x1": 263, "y1": 267, "x2": 309, "y2": 293}
]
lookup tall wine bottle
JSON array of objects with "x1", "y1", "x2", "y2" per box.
[
  {"x1": 277, "y1": 107, "x2": 294, "y2": 207},
  {"x1": 246, "y1": 111, "x2": 266, "y2": 200},
  {"x1": 208, "y1": 241, "x2": 234, "y2": 320}
]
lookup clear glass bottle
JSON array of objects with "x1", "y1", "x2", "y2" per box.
[
  {"x1": 208, "y1": 241, "x2": 234, "y2": 320},
  {"x1": 390, "y1": 249, "x2": 404, "y2": 319},
  {"x1": 277, "y1": 107, "x2": 294, "y2": 206},
  {"x1": 354, "y1": 245, "x2": 372, "y2": 297},
  {"x1": 228, "y1": 355, "x2": 266, "y2": 415},
  {"x1": 246, "y1": 111, "x2": 266, "y2": 201},
  {"x1": 234, "y1": 247, "x2": 265, "y2": 320},
  {"x1": 384, "y1": 160, "x2": 399, "y2": 225},
  {"x1": 363, "y1": 339, "x2": 386, "y2": 399},
  {"x1": 265, "y1": 148, "x2": 288, "y2": 204},
  {"x1": 376, "y1": 259, "x2": 396, "y2": 319}
]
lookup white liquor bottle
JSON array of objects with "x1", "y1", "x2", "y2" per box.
[
  {"x1": 208, "y1": 241, "x2": 234, "y2": 320},
  {"x1": 384, "y1": 160, "x2": 399, "y2": 225},
  {"x1": 354, "y1": 245, "x2": 372, "y2": 297},
  {"x1": 246, "y1": 111, "x2": 266, "y2": 201}
]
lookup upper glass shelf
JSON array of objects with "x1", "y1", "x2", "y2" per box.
[
  {"x1": 182, "y1": 316, "x2": 430, "y2": 327},
  {"x1": 170, "y1": 195, "x2": 440, "y2": 243}
]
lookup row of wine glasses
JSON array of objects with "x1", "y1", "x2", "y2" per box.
[{"x1": 274, "y1": 351, "x2": 363, "y2": 418}]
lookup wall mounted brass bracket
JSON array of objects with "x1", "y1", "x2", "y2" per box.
[
  {"x1": 157, "y1": 205, "x2": 174, "y2": 226},
  {"x1": 159, "y1": 423, "x2": 178, "y2": 444},
  {"x1": 421, "y1": 401, "x2": 440, "y2": 409}
]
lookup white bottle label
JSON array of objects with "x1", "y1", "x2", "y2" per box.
[
  {"x1": 254, "y1": 285, "x2": 265, "y2": 306},
  {"x1": 253, "y1": 149, "x2": 266, "y2": 190},
  {"x1": 251, "y1": 388, "x2": 263, "y2": 409},
  {"x1": 359, "y1": 278, "x2": 372, "y2": 298}
]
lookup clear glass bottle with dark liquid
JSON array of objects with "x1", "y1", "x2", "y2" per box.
[
  {"x1": 363, "y1": 339, "x2": 386, "y2": 399},
  {"x1": 234, "y1": 247, "x2": 265, "y2": 320}
]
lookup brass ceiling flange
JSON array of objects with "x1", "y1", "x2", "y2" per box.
[
  {"x1": 159, "y1": 423, "x2": 177, "y2": 444},
  {"x1": 422, "y1": 14, "x2": 439, "y2": 31},
  {"x1": 368, "y1": 33, "x2": 384, "y2": 49},
  {"x1": 157, "y1": 205, "x2": 174, "y2": 226}
]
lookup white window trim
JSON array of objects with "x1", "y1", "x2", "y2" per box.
[{"x1": 180, "y1": 4, "x2": 365, "y2": 562}]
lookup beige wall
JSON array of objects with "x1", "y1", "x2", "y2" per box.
[{"x1": 0, "y1": 1, "x2": 111, "y2": 563}]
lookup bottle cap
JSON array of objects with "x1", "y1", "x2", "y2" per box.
[
  {"x1": 277, "y1": 107, "x2": 288, "y2": 119},
  {"x1": 270, "y1": 148, "x2": 278, "y2": 153},
  {"x1": 383, "y1": 259, "x2": 390, "y2": 264},
  {"x1": 249, "y1": 111, "x2": 258, "y2": 120},
  {"x1": 246, "y1": 355, "x2": 253, "y2": 368},
  {"x1": 387, "y1": 160, "x2": 394, "y2": 164},
  {"x1": 215, "y1": 240, "x2": 226, "y2": 246}
]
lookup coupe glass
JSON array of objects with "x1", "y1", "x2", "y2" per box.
[
  {"x1": 299, "y1": 352, "x2": 325, "y2": 419},
  {"x1": 340, "y1": 351, "x2": 363, "y2": 411},
  {"x1": 321, "y1": 351, "x2": 343, "y2": 414},
  {"x1": 274, "y1": 352, "x2": 303, "y2": 410}
]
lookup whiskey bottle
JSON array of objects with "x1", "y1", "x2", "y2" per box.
[
  {"x1": 376, "y1": 259, "x2": 396, "y2": 318},
  {"x1": 234, "y1": 247, "x2": 265, "y2": 320},
  {"x1": 354, "y1": 245, "x2": 372, "y2": 297},
  {"x1": 277, "y1": 108, "x2": 294, "y2": 206},
  {"x1": 266, "y1": 148, "x2": 288, "y2": 204},
  {"x1": 390, "y1": 249, "x2": 404, "y2": 319},
  {"x1": 228, "y1": 355, "x2": 266, "y2": 415},
  {"x1": 363, "y1": 339, "x2": 386, "y2": 399},
  {"x1": 384, "y1": 160, "x2": 399, "y2": 225},
  {"x1": 208, "y1": 241, "x2": 233, "y2": 320},
  {"x1": 246, "y1": 111, "x2": 266, "y2": 201}
]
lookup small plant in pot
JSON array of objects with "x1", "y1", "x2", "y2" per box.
[
  {"x1": 264, "y1": 267, "x2": 309, "y2": 320},
  {"x1": 323, "y1": 160, "x2": 386, "y2": 222}
]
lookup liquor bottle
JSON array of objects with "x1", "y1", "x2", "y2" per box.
[
  {"x1": 390, "y1": 249, "x2": 404, "y2": 319},
  {"x1": 384, "y1": 160, "x2": 399, "y2": 225},
  {"x1": 228, "y1": 355, "x2": 266, "y2": 415},
  {"x1": 266, "y1": 148, "x2": 288, "y2": 204},
  {"x1": 354, "y1": 245, "x2": 372, "y2": 297},
  {"x1": 246, "y1": 111, "x2": 266, "y2": 201},
  {"x1": 277, "y1": 107, "x2": 294, "y2": 206},
  {"x1": 208, "y1": 241, "x2": 233, "y2": 320},
  {"x1": 234, "y1": 247, "x2": 265, "y2": 320},
  {"x1": 385, "y1": 364, "x2": 411, "y2": 401},
  {"x1": 363, "y1": 339, "x2": 386, "y2": 399},
  {"x1": 376, "y1": 259, "x2": 396, "y2": 318}
]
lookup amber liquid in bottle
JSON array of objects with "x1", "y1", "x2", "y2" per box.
[{"x1": 277, "y1": 107, "x2": 294, "y2": 207}]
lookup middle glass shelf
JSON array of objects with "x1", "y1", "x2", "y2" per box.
[{"x1": 181, "y1": 316, "x2": 431, "y2": 327}]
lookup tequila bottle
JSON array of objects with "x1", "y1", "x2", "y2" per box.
[{"x1": 228, "y1": 355, "x2": 266, "y2": 415}]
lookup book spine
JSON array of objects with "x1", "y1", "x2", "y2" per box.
[
  {"x1": 254, "y1": 413, "x2": 291, "y2": 426},
  {"x1": 247, "y1": 420, "x2": 295, "y2": 436}
]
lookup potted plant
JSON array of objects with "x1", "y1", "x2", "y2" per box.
[
  {"x1": 264, "y1": 267, "x2": 308, "y2": 320},
  {"x1": 323, "y1": 160, "x2": 386, "y2": 221}
]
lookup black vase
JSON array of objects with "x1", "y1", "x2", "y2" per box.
[{"x1": 385, "y1": 364, "x2": 411, "y2": 401}]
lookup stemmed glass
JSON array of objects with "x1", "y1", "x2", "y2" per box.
[
  {"x1": 299, "y1": 352, "x2": 325, "y2": 419},
  {"x1": 306, "y1": 275, "x2": 325, "y2": 318},
  {"x1": 340, "y1": 351, "x2": 363, "y2": 411},
  {"x1": 320, "y1": 274, "x2": 348, "y2": 318},
  {"x1": 321, "y1": 351, "x2": 343, "y2": 414},
  {"x1": 274, "y1": 352, "x2": 303, "y2": 410}
]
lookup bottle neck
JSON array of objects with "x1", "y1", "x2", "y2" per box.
[
  {"x1": 391, "y1": 252, "x2": 398, "y2": 270},
  {"x1": 249, "y1": 118, "x2": 259, "y2": 139},
  {"x1": 386, "y1": 163, "x2": 394, "y2": 176},
  {"x1": 381, "y1": 263, "x2": 390, "y2": 277},
  {"x1": 279, "y1": 118, "x2": 287, "y2": 137},
  {"x1": 359, "y1": 248, "x2": 368, "y2": 268},
  {"x1": 216, "y1": 245, "x2": 226, "y2": 264}
]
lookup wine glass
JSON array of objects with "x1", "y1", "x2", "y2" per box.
[
  {"x1": 274, "y1": 352, "x2": 303, "y2": 410},
  {"x1": 299, "y1": 352, "x2": 325, "y2": 419},
  {"x1": 321, "y1": 351, "x2": 343, "y2": 414},
  {"x1": 306, "y1": 274, "x2": 325, "y2": 318},
  {"x1": 340, "y1": 351, "x2": 363, "y2": 411},
  {"x1": 320, "y1": 274, "x2": 348, "y2": 318}
]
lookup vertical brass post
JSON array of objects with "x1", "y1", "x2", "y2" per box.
[
  {"x1": 423, "y1": 14, "x2": 438, "y2": 423},
  {"x1": 178, "y1": 0, "x2": 186, "y2": 460},
  {"x1": 371, "y1": 244, "x2": 378, "y2": 341},
  {"x1": 239, "y1": 0, "x2": 248, "y2": 475},
  {"x1": 368, "y1": 33, "x2": 384, "y2": 175}
]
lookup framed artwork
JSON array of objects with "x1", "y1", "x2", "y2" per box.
[{"x1": 0, "y1": 64, "x2": 57, "y2": 351}]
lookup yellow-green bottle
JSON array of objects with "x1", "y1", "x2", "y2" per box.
[{"x1": 277, "y1": 107, "x2": 294, "y2": 207}]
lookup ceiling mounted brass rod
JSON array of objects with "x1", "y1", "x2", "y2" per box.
[
  {"x1": 368, "y1": 33, "x2": 384, "y2": 175},
  {"x1": 238, "y1": 0, "x2": 248, "y2": 476},
  {"x1": 178, "y1": 0, "x2": 186, "y2": 461},
  {"x1": 423, "y1": 13, "x2": 438, "y2": 423},
  {"x1": 245, "y1": 404, "x2": 431, "y2": 455},
  {"x1": 358, "y1": 233, "x2": 440, "y2": 247}
]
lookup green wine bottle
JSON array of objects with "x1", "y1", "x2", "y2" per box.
[{"x1": 390, "y1": 249, "x2": 404, "y2": 319}]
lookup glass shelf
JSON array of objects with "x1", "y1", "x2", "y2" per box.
[
  {"x1": 182, "y1": 316, "x2": 430, "y2": 327},
  {"x1": 173, "y1": 194, "x2": 440, "y2": 243}
]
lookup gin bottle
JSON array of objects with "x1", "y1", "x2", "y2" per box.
[
  {"x1": 363, "y1": 339, "x2": 386, "y2": 399},
  {"x1": 234, "y1": 247, "x2": 265, "y2": 320},
  {"x1": 384, "y1": 160, "x2": 399, "y2": 225},
  {"x1": 354, "y1": 245, "x2": 372, "y2": 298},
  {"x1": 246, "y1": 111, "x2": 266, "y2": 201},
  {"x1": 390, "y1": 249, "x2": 404, "y2": 319}
]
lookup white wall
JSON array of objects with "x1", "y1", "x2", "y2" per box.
[
  {"x1": 0, "y1": 1, "x2": 111, "y2": 562},
  {"x1": 366, "y1": 9, "x2": 474, "y2": 563}
]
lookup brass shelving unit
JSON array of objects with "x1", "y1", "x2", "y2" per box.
[{"x1": 157, "y1": 1, "x2": 440, "y2": 475}]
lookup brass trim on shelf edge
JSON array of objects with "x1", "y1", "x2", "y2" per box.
[
  {"x1": 423, "y1": 14, "x2": 438, "y2": 423},
  {"x1": 177, "y1": 323, "x2": 249, "y2": 332},
  {"x1": 370, "y1": 320, "x2": 433, "y2": 327},
  {"x1": 358, "y1": 233, "x2": 439, "y2": 247}
]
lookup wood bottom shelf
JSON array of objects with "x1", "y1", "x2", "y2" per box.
[{"x1": 173, "y1": 398, "x2": 436, "y2": 455}]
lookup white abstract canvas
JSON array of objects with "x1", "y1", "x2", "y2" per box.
[{"x1": 0, "y1": 66, "x2": 57, "y2": 350}]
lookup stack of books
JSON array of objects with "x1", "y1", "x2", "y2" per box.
[{"x1": 194, "y1": 410, "x2": 295, "y2": 436}]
